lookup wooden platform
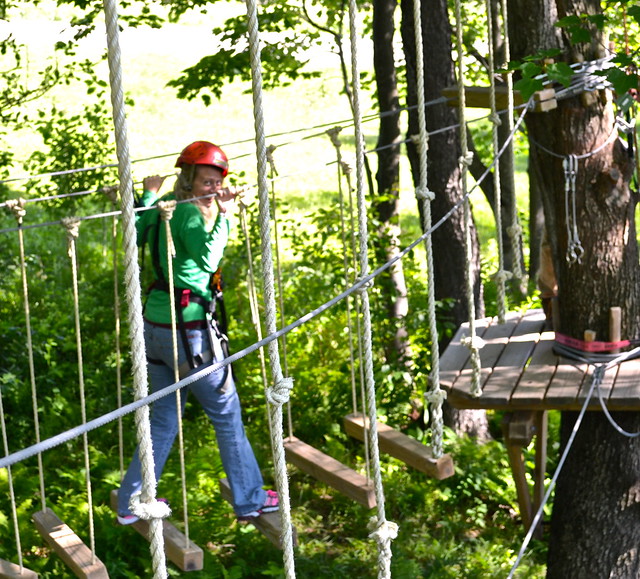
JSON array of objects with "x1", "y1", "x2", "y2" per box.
[
  {"x1": 0, "y1": 558, "x2": 38, "y2": 579},
  {"x1": 32, "y1": 509, "x2": 108, "y2": 579},
  {"x1": 343, "y1": 414, "x2": 455, "y2": 480},
  {"x1": 439, "y1": 308, "x2": 640, "y2": 411},
  {"x1": 109, "y1": 490, "x2": 203, "y2": 572},
  {"x1": 219, "y1": 478, "x2": 297, "y2": 550},
  {"x1": 284, "y1": 436, "x2": 376, "y2": 509},
  {"x1": 441, "y1": 85, "x2": 557, "y2": 112}
]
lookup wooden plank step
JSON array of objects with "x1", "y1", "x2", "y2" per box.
[
  {"x1": 219, "y1": 478, "x2": 297, "y2": 550},
  {"x1": 32, "y1": 508, "x2": 108, "y2": 579},
  {"x1": 284, "y1": 436, "x2": 376, "y2": 509},
  {"x1": 441, "y1": 85, "x2": 557, "y2": 112},
  {"x1": 343, "y1": 413, "x2": 454, "y2": 480},
  {"x1": 109, "y1": 490, "x2": 203, "y2": 572},
  {"x1": 0, "y1": 558, "x2": 38, "y2": 578}
]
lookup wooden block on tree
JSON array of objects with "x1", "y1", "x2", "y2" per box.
[
  {"x1": 218, "y1": 478, "x2": 297, "y2": 550},
  {"x1": 343, "y1": 413, "x2": 454, "y2": 480},
  {"x1": 0, "y1": 558, "x2": 38, "y2": 579},
  {"x1": 32, "y1": 508, "x2": 108, "y2": 579},
  {"x1": 109, "y1": 490, "x2": 203, "y2": 572},
  {"x1": 284, "y1": 436, "x2": 376, "y2": 509}
]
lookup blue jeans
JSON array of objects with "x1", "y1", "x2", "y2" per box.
[{"x1": 118, "y1": 321, "x2": 266, "y2": 517}]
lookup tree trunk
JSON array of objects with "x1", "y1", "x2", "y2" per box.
[
  {"x1": 401, "y1": 0, "x2": 490, "y2": 441},
  {"x1": 372, "y1": 0, "x2": 412, "y2": 362},
  {"x1": 509, "y1": 0, "x2": 640, "y2": 574}
]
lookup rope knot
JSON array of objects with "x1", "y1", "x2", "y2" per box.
[
  {"x1": 326, "y1": 126, "x2": 343, "y2": 149},
  {"x1": 61, "y1": 216, "x2": 81, "y2": 241},
  {"x1": 416, "y1": 186, "x2": 435, "y2": 201},
  {"x1": 266, "y1": 144, "x2": 278, "y2": 175},
  {"x1": 461, "y1": 334, "x2": 485, "y2": 351},
  {"x1": 425, "y1": 387, "x2": 447, "y2": 407},
  {"x1": 157, "y1": 199, "x2": 177, "y2": 221},
  {"x1": 490, "y1": 112, "x2": 502, "y2": 126},
  {"x1": 5, "y1": 198, "x2": 26, "y2": 224},
  {"x1": 507, "y1": 222, "x2": 522, "y2": 237},
  {"x1": 459, "y1": 152, "x2": 474, "y2": 168},
  {"x1": 129, "y1": 492, "x2": 172, "y2": 521},
  {"x1": 355, "y1": 275, "x2": 374, "y2": 295},
  {"x1": 494, "y1": 269, "x2": 513, "y2": 284},
  {"x1": 101, "y1": 185, "x2": 119, "y2": 204},
  {"x1": 266, "y1": 376, "x2": 294, "y2": 407},
  {"x1": 367, "y1": 516, "x2": 399, "y2": 549},
  {"x1": 340, "y1": 160, "x2": 353, "y2": 176}
]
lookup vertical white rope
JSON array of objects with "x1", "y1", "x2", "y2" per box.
[
  {"x1": 485, "y1": 0, "x2": 510, "y2": 324},
  {"x1": 265, "y1": 146, "x2": 294, "y2": 439},
  {"x1": 347, "y1": 1, "x2": 397, "y2": 576},
  {"x1": 0, "y1": 299, "x2": 23, "y2": 569},
  {"x1": 500, "y1": 0, "x2": 524, "y2": 281},
  {"x1": 158, "y1": 200, "x2": 191, "y2": 546},
  {"x1": 243, "y1": 0, "x2": 296, "y2": 576},
  {"x1": 60, "y1": 217, "x2": 97, "y2": 562},
  {"x1": 6, "y1": 199, "x2": 47, "y2": 510},
  {"x1": 411, "y1": 0, "x2": 446, "y2": 457},
  {"x1": 101, "y1": 0, "x2": 167, "y2": 575},
  {"x1": 454, "y1": 0, "x2": 482, "y2": 397}
]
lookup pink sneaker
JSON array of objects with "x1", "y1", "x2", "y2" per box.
[{"x1": 237, "y1": 490, "x2": 279, "y2": 521}]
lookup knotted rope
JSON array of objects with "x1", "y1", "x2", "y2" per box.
[
  {"x1": 454, "y1": 0, "x2": 483, "y2": 397},
  {"x1": 411, "y1": 0, "x2": 446, "y2": 458},
  {"x1": 244, "y1": 0, "x2": 296, "y2": 575},
  {"x1": 348, "y1": 0, "x2": 395, "y2": 575},
  {"x1": 102, "y1": 0, "x2": 166, "y2": 575}
]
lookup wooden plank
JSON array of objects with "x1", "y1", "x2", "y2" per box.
[
  {"x1": 509, "y1": 331, "x2": 558, "y2": 408},
  {"x1": 608, "y1": 358, "x2": 640, "y2": 410},
  {"x1": 0, "y1": 558, "x2": 38, "y2": 579},
  {"x1": 575, "y1": 362, "x2": 618, "y2": 409},
  {"x1": 32, "y1": 509, "x2": 108, "y2": 579},
  {"x1": 543, "y1": 356, "x2": 588, "y2": 409},
  {"x1": 439, "y1": 315, "x2": 494, "y2": 389},
  {"x1": 343, "y1": 413, "x2": 454, "y2": 480},
  {"x1": 478, "y1": 310, "x2": 546, "y2": 408},
  {"x1": 447, "y1": 310, "x2": 523, "y2": 405},
  {"x1": 284, "y1": 436, "x2": 376, "y2": 509},
  {"x1": 109, "y1": 490, "x2": 203, "y2": 572},
  {"x1": 442, "y1": 85, "x2": 525, "y2": 109},
  {"x1": 218, "y1": 479, "x2": 297, "y2": 550}
]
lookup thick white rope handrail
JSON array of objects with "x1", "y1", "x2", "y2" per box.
[
  {"x1": 101, "y1": 0, "x2": 167, "y2": 576},
  {"x1": 0, "y1": 103, "x2": 532, "y2": 473},
  {"x1": 454, "y1": 0, "x2": 482, "y2": 397},
  {"x1": 61, "y1": 216, "x2": 98, "y2": 562},
  {"x1": 243, "y1": 0, "x2": 296, "y2": 575},
  {"x1": 348, "y1": 0, "x2": 396, "y2": 576},
  {"x1": 485, "y1": 0, "x2": 510, "y2": 324},
  {"x1": 411, "y1": 0, "x2": 446, "y2": 458}
]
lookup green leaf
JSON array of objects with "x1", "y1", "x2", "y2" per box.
[
  {"x1": 515, "y1": 77, "x2": 545, "y2": 101},
  {"x1": 546, "y1": 62, "x2": 574, "y2": 88}
]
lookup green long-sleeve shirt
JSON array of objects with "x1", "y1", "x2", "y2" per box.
[{"x1": 136, "y1": 190, "x2": 230, "y2": 324}]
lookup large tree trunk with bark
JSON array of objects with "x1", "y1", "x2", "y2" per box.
[
  {"x1": 372, "y1": 0, "x2": 412, "y2": 362},
  {"x1": 509, "y1": 0, "x2": 640, "y2": 575},
  {"x1": 401, "y1": 0, "x2": 490, "y2": 441}
]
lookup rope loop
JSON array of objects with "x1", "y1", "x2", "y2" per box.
[
  {"x1": 266, "y1": 144, "x2": 278, "y2": 175},
  {"x1": 101, "y1": 185, "x2": 119, "y2": 204},
  {"x1": 157, "y1": 199, "x2": 177, "y2": 222},
  {"x1": 416, "y1": 185, "x2": 436, "y2": 202},
  {"x1": 490, "y1": 112, "x2": 502, "y2": 126},
  {"x1": 506, "y1": 222, "x2": 522, "y2": 237},
  {"x1": 129, "y1": 492, "x2": 172, "y2": 521},
  {"x1": 459, "y1": 151, "x2": 474, "y2": 168},
  {"x1": 425, "y1": 387, "x2": 447, "y2": 407},
  {"x1": 326, "y1": 126, "x2": 343, "y2": 149},
  {"x1": 266, "y1": 376, "x2": 294, "y2": 407},
  {"x1": 461, "y1": 334, "x2": 485, "y2": 351},
  {"x1": 410, "y1": 132, "x2": 430, "y2": 153},
  {"x1": 5, "y1": 198, "x2": 26, "y2": 224}
]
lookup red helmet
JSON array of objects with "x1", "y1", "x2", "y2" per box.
[{"x1": 175, "y1": 141, "x2": 229, "y2": 177}]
